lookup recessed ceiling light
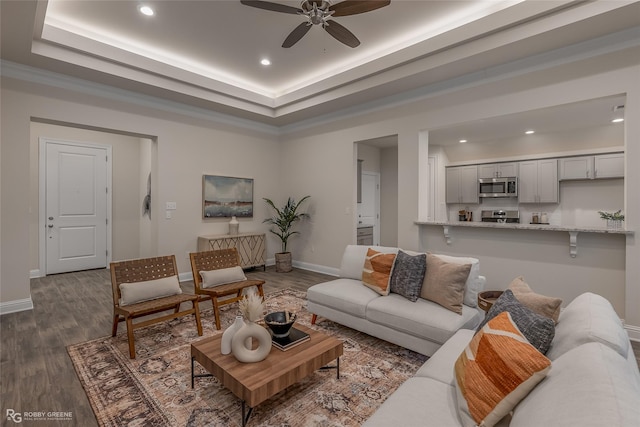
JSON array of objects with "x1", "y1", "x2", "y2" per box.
[
  {"x1": 525, "y1": 130, "x2": 535, "y2": 135},
  {"x1": 612, "y1": 118, "x2": 624, "y2": 123},
  {"x1": 459, "y1": 139, "x2": 467, "y2": 143},
  {"x1": 260, "y1": 58, "x2": 271, "y2": 66},
  {"x1": 139, "y1": 5, "x2": 154, "y2": 16}
]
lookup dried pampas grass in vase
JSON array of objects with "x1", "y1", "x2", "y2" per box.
[{"x1": 238, "y1": 292, "x2": 265, "y2": 323}]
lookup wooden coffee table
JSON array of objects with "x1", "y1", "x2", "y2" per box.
[{"x1": 191, "y1": 324, "x2": 343, "y2": 426}]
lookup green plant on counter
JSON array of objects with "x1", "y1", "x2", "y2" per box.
[{"x1": 598, "y1": 210, "x2": 625, "y2": 221}]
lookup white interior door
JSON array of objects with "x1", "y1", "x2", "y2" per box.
[
  {"x1": 359, "y1": 172, "x2": 380, "y2": 245},
  {"x1": 45, "y1": 141, "x2": 108, "y2": 274}
]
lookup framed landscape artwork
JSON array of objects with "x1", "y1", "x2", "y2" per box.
[{"x1": 202, "y1": 175, "x2": 254, "y2": 218}]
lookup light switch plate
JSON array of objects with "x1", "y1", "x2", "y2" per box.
[{"x1": 166, "y1": 202, "x2": 177, "y2": 210}]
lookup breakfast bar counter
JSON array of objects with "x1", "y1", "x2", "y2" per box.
[{"x1": 415, "y1": 220, "x2": 633, "y2": 257}]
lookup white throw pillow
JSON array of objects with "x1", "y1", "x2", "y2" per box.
[
  {"x1": 200, "y1": 266, "x2": 247, "y2": 289},
  {"x1": 119, "y1": 275, "x2": 182, "y2": 306}
]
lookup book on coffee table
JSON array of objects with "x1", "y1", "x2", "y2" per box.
[{"x1": 271, "y1": 327, "x2": 310, "y2": 351}]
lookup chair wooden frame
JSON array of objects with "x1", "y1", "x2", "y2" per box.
[
  {"x1": 111, "y1": 255, "x2": 203, "y2": 358},
  {"x1": 189, "y1": 248, "x2": 265, "y2": 330}
]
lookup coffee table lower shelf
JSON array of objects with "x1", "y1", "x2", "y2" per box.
[{"x1": 190, "y1": 324, "x2": 343, "y2": 426}]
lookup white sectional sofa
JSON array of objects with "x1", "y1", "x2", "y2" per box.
[
  {"x1": 306, "y1": 245, "x2": 486, "y2": 356},
  {"x1": 363, "y1": 292, "x2": 640, "y2": 427}
]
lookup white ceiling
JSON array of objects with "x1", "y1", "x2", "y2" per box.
[{"x1": 1, "y1": 0, "x2": 639, "y2": 134}]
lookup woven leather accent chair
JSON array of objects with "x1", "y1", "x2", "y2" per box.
[
  {"x1": 110, "y1": 255, "x2": 203, "y2": 358},
  {"x1": 189, "y1": 248, "x2": 265, "y2": 330}
]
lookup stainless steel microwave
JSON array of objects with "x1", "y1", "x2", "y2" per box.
[{"x1": 478, "y1": 177, "x2": 518, "y2": 198}]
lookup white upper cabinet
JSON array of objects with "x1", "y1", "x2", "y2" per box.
[
  {"x1": 518, "y1": 159, "x2": 558, "y2": 203},
  {"x1": 559, "y1": 156, "x2": 595, "y2": 180},
  {"x1": 559, "y1": 153, "x2": 623, "y2": 180},
  {"x1": 594, "y1": 153, "x2": 624, "y2": 178},
  {"x1": 477, "y1": 162, "x2": 519, "y2": 179},
  {"x1": 446, "y1": 166, "x2": 478, "y2": 204}
]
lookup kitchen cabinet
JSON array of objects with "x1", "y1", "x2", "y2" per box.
[
  {"x1": 594, "y1": 153, "x2": 624, "y2": 178},
  {"x1": 518, "y1": 159, "x2": 558, "y2": 203},
  {"x1": 478, "y1": 162, "x2": 519, "y2": 179},
  {"x1": 559, "y1": 153, "x2": 624, "y2": 180},
  {"x1": 357, "y1": 226, "x2": 373, "y2": 245},
  {"x1": 446, "y1": 165, "x2": 478, "y2": 204}
]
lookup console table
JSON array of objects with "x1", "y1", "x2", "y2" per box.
[{"x1": 197, "y1": 233, "x2": 266, "y2": 270}]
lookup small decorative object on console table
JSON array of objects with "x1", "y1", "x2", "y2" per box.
[
  {"x1": 229, "y1": 215, "x2": 239, "y2": 234},
  {"x1": 598, "y1": 210, "x2": 624, "y2": 229},
  {"x1": 231, "y1": 293, "x2": 271, "y2": 363}
]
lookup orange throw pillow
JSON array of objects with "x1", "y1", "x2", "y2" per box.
[
  {"x1": 361, "y1": 248, "x2": 396, "y2": 296},
  {"x1": 454, "y1": 311, "x2": 551, "y2": 427}
]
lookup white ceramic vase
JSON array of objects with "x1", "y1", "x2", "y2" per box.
[
  {"x1": 229, "y1": 216, "x2": 239, "y2": 235},
  {"x1": 231, "y1": 321, "x2": 272, "y2": 363},
  {"x1": 221, "y1": 316, "x2": 244, "y2": 355}
]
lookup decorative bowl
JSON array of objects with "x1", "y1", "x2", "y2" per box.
[{"x1": 264, "y1": 311, "x2": 297, "y2": 338}]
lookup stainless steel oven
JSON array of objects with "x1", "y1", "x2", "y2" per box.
[{"x1": 478, "y1": 177, "x2": 517, "y2": 198}]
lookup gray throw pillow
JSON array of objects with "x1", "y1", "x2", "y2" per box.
[
  {"x1": 476, "y1": 289, "x2": 555, "y2": 354},
  {"x1": 389, "y1": 250, "x2": 426, "y2": 302}
]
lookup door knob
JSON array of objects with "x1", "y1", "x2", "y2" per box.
[
  {"x1": 48, "y1": 224, "x2": 54, "y2": 228},
  {"x1": 48, "y1": 216, "x2": 54, "y2": 220}
]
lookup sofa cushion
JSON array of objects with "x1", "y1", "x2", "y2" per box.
[
  {"x1": 477, "y1": 289, "x2": 555, "y2": 354},
  {"x1": 546, "y1": 292, "x2": 629, "y2": 360},
  {"x1": 119, "y1": 275, "x2": 182, "y2": 306},
  {"x1": 306, "y1": 278, "x2": 380, "y2": 319},
  {"x1": 415, "y1": 328, "x2": 475, "y2": 385},
  {"x1": 363, "y1": 378, "x2": 461, "y2": 427},
  {"x1": 508, "y1": 276, "x2": 562, "y2": 322},
  {"x1": 366, "y1": 293, "x2": 481, "y2": 345},
  {"x1": 455, "y1": 312, "x2": 552, "y2": 427},
  {"x1": 199, "y1": 266, "x2": 247, "y2": 289},
  {"x1": 421, "y1": 253, "x2": 470, "y2": 314},
  {"x1": 511, "y1": 342, "x2": 640, "y2": 427},
  {"x1": 339, "y1": 245, "x2": 398, "y2": 280},
  {"x1": 429, "y1": 253, "x2": 482, "y2": 308},
  {"x1": 389, "y1": 250, "x2": 426, "y2": 302},
  {"x1": 362, "y1": 248, "x2": 397, "y2": 296}
]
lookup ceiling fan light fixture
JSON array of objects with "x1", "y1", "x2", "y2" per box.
[{"x1": 260, "y1": 58, "x2": 271, "y2": 66}]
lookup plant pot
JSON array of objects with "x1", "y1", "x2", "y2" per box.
[{"x1": 275, "y1": 252, "x2": 292, "y2": 273}]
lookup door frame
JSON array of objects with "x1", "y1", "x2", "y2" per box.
[
  {"x1": 38, "y1": 137, "x2": 113, "y2": 277},
  {"x1": 361, "y1": 171, "x2": 381, "y2": 245}
]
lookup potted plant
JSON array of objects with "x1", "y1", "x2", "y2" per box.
[
  {"x1": 263, "y1": 196, "x2": 310, "y2": 272},
  {"x1": 598, "y1": 210, "x2": 625, "y2": 229}
]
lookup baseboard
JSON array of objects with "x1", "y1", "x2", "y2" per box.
[
  {"x1": 625, "y1": 324, "x2": 640, "y2": 342},
  {"x1": 30, "y1": 269, "x2": 43, "y2": 279},
  {"x1": 178, "y1": 271, "x2": 194, "y2": 283},
  {"x1": 0, "y1": 297, "x2": 34, "y2": 315},
  {"x1": 292, "y1": 260, "x2": 339, "y2": 277}
]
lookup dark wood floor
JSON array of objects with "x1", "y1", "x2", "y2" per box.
[
  {"x1": 2, "y1": 267, "x2": 640, "y2": 426},
  {"x1": 0, "y1": 266, "x2": 334, "y2": 427}
]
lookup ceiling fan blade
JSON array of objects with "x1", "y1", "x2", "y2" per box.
[
  {"x1": 324, "y1": 20, "x2": 360, "y2": 48},
  {"x1": 282, "y1": 22, "x2": 312, "y2": 48},
  {"x1": 240, "y1": 0, "x2": 302, "y2": 14},
  {"x1": 329, "y1": 0, "x2": 390, "y2": 17}
]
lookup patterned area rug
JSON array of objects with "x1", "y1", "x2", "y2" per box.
[{"x1": 68, "y1": 289, "x2": 428, "y2": 426}]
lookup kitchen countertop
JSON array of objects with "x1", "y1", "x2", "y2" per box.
[
  {"x1": 415, "y1": 220, "x2": 632, "y2": 257},
  {"x1": 415, "y1": 220, "x2": 632, "y2": 234}
]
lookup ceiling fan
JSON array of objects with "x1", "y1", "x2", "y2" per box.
[{"x1": 240, "y1": 0, "x2": 390, "y2": 48}]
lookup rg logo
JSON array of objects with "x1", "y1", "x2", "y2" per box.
[{"x1": 6, "y1": 409, "x2": 22, "y2": 423}]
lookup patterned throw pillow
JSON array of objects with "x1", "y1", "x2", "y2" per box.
[
  {"x1": 361, "y1": 248, "x2": 397, "y2": 296},
  {"x1": 508, "y1": 276, "x2": 562, "y2": 323},
  {"x1": 455, "y1": 311, "x2": 552, "y2": 427},
  {"x1": 476, "y1": 289, "x2": 555, "y2": 354},
  {"x1": 389, "y1": 250, "x2": 427, "y2": 302},
  {"x1": 420, "y1": 253, "x2": 471, "y2": 314}
]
